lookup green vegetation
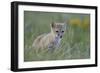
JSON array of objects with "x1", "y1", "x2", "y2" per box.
[{"x1": 24, "y1": 11, "x2": 90, "y2": 61}]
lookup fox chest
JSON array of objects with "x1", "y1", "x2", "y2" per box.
[{"x1": 48, "y1": 37, "x2": 61, "y2": 49}]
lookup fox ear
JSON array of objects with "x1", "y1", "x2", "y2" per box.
[{"x1": 51, "y1": 22, "x2": 55, "y2": 28}]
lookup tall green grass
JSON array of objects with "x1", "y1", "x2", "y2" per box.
[{"x1": 24, "y1": 11, "x2": 90, "y2": 62}]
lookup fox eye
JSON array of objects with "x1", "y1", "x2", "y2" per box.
[
  {"x1": 62, "y1": 31, "x2": 64, "y2": 33},
  {"x1": 56, "y1": 31, "x2": 58, "y2": 33}
]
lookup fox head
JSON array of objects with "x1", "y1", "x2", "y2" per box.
[{"x1": 51, "y1": 22, "x2": 66, "y2": 39}]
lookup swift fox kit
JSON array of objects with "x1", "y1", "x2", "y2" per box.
[{"x1": 32, "y1": 22, "x2": 66, "y2": 49}]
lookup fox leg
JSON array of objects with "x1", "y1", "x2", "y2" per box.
[{"x1": 48, "y1": 43, "x2": 55, "y2": 52}]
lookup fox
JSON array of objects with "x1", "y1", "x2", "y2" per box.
[{"x1": 32, "y1": 22, "x2": 66, "y2": 50}]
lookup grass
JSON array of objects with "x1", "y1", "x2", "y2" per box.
[{"x1": 24, "y1": 11, "x2": 90, "y2": 62}]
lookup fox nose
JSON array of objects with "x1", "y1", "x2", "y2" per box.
[{"x1": 60, "y1": 36, "x2": 62, "y2": 38}]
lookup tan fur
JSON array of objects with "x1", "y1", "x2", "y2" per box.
[{"x1": 33, "y1": 32, "x2": 55, "y2": 49}]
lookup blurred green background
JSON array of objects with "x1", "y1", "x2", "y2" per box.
[{"x1": 24, "y1": 11, "x2": 90, "y2": 62}]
